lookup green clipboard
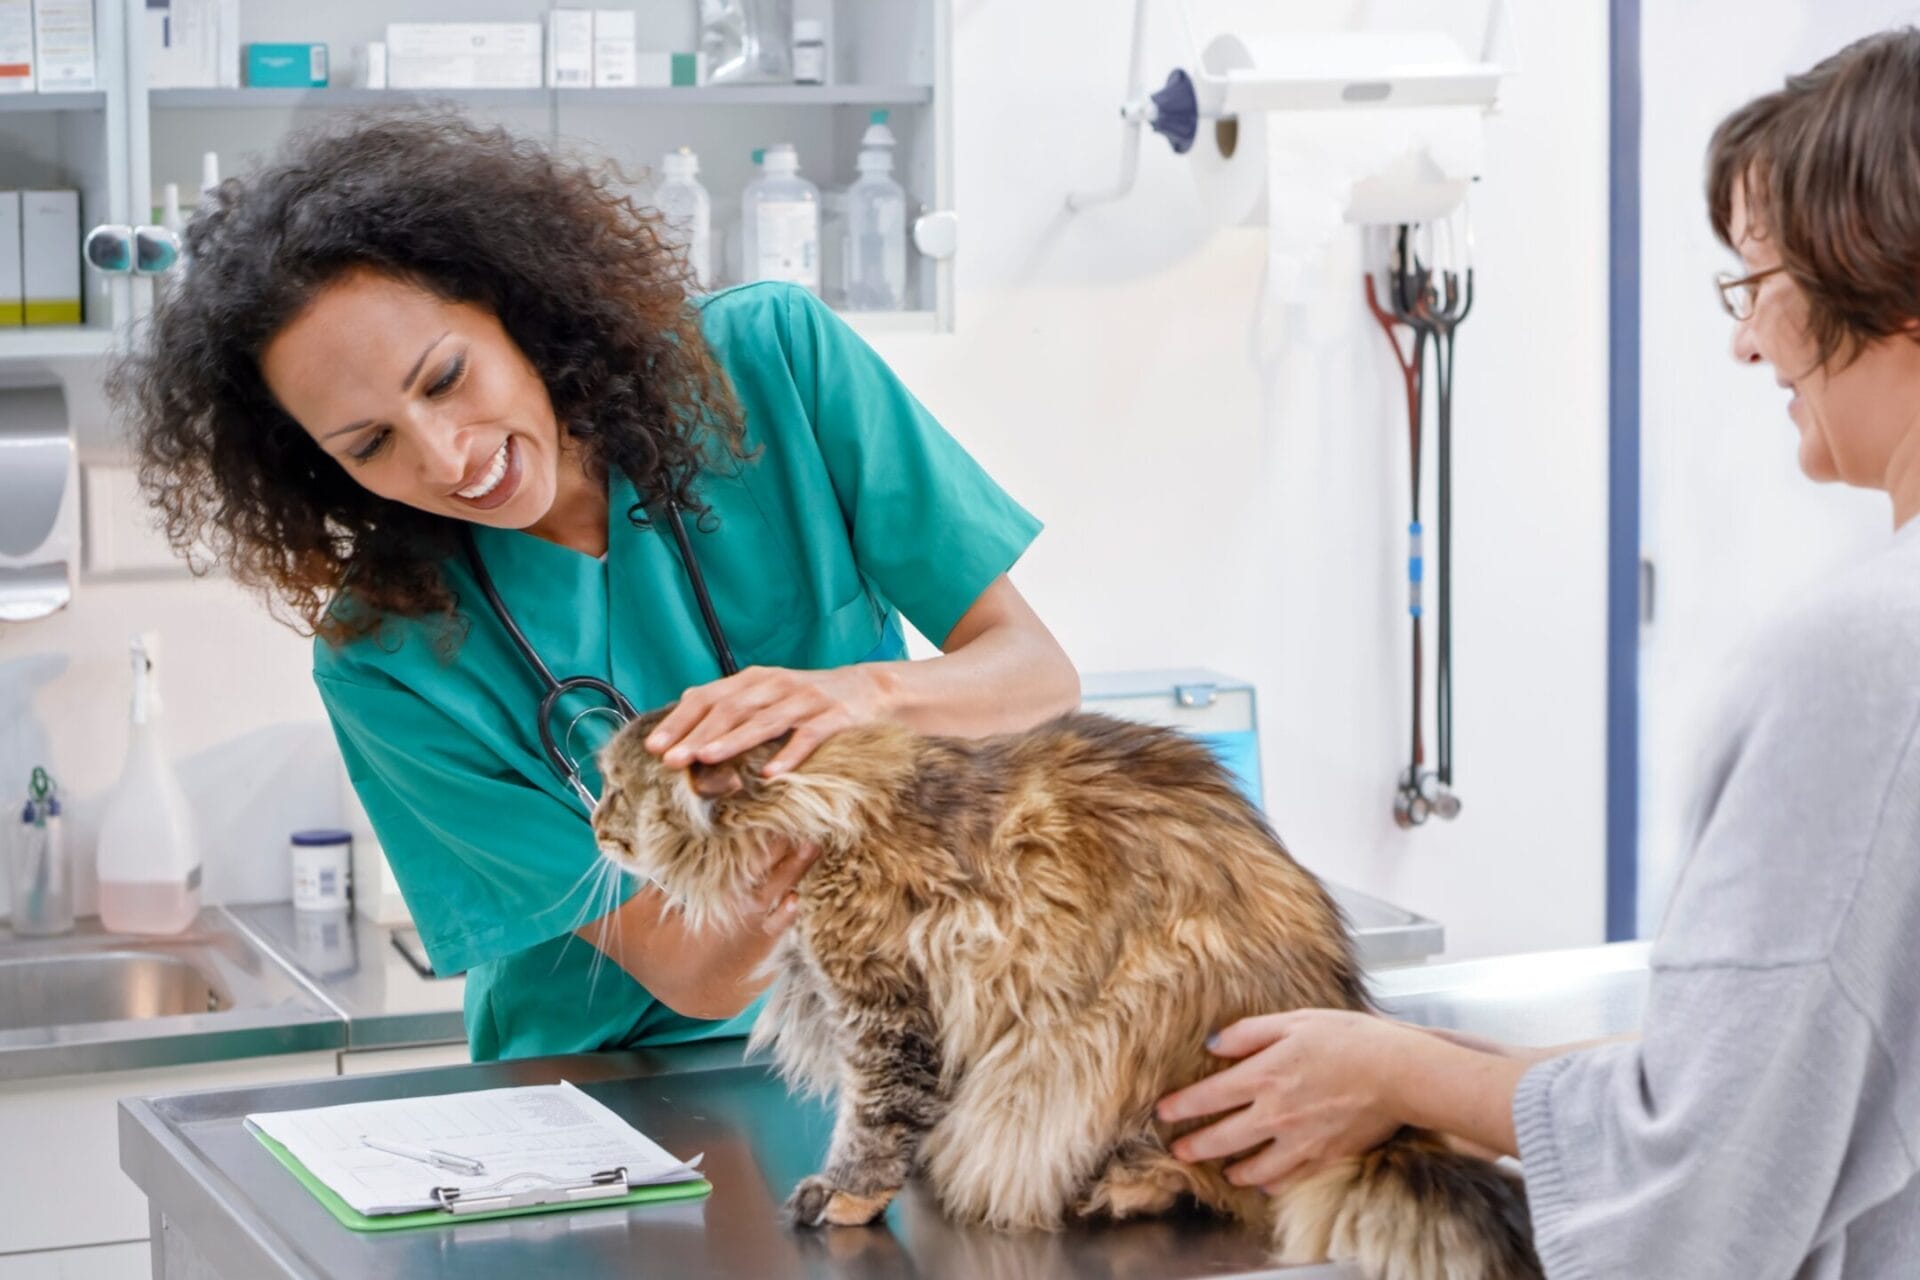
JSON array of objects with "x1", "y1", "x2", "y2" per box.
[{"x1": 251, "y1": 1129, "x2": 712, "y2": 1232}]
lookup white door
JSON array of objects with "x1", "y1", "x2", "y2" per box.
[{"x1": 1636, "y1": 1, "x2": 1907, "y2": 932}]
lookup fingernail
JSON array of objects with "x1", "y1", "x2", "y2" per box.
[
  {"x1": 1205, "y1": 1031, "x2": 1222, "y2": 1052},
  {"x1": 645, "y1": 734, "x2": 665, "y2": 751},
  {"x1": 762, "y1": 763, "x2": 785, "y2": 777}
]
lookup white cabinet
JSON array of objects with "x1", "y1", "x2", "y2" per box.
[
  {"x1": 0, "y1": 1241, "x2": 150, "y2": 1280},
  {"x1": 0, "y1": 1052, "x2": 337, "y2": 1257},
  {"x1": 336, "y1": 1041, "x2": 469, "y2": 1076}
]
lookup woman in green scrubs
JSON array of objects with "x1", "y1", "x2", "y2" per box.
[{"x1": 118, "y1": 116, "x2": 1079, "y2": 1061}]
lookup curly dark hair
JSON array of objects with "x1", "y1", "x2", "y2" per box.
[{"x1": 113, "y1": 111, "x2": 744, "y2": 646}]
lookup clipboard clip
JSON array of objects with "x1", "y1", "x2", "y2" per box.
[{"x1": 431, "y1": 1166, "x2": 632, "y2": 1215}]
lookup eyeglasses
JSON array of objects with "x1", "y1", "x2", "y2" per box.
[{"x1": 1714, "y1": 265, "x2": 1786, "y2": 321}]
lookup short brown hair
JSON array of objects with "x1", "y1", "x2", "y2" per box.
[{"x1": 1706, "y1": 28, "x2": 1920, "y2": 368}]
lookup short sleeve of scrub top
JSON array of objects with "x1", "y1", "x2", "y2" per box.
[{"x1": 313, "y1": 282, "x2": 1043, "y2": 1061}]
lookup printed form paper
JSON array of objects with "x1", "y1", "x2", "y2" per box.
[{"x1": 245, "y1": 1081, "x2": 702, "y2": 1216}]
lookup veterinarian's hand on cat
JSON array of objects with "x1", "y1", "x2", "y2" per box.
[
  {"x1": 645, "y1": 665, "x2": 891, "y2": 777},
  {"x1": 1158, "y1": 1010, "x2": 1421, "y2": 1193}
]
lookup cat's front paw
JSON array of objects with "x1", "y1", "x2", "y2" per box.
[{"x1": 787, "y1": 1174, "x2": 898, "y2": 1227}]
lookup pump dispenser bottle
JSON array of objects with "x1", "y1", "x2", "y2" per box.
[{"x1": 96, "y1": 633, "x2": 201, "y2": 935}]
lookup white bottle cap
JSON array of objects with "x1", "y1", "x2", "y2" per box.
[
  {"x1": 200, "y1": 151, "x2": 220, "y2": 201},
  {"x1": 763, "y1": 143, "x2": 800, "y2": 173},
  {"x1": 663, "y1": 146, "x2": 699, "y2": 178},
  {"x1": 794, "y1": 19, "x2": 824, "y2": 41},
  {"x1": 860, "y1": 109, "x2": 896, "y2": 150},
  {"x1": 857, "y1": 147, "x2": 893, "y2": 174}
]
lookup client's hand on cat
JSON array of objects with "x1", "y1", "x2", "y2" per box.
[
  {"x1": 1157, "y1": 1010, "x2": 1420, "y2": 1194},
  {"x1": 644, "y1": 664, "x2": 892, "y2": 777}
]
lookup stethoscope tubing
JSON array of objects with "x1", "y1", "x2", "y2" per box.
[
  {"x1": 1372, "y1": 223, "x2": 1473, "y2": 822},
  {"x1": 459, "y1": 494, "x2": 735, "y2": 807}
]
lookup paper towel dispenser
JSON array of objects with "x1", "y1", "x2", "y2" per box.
[
  {"x1": 1065, "y1": 0, "x2": 1517, "y2": 213},
  {"x1": 0, "y1": 379, "x2": 79, "y2": 621}
]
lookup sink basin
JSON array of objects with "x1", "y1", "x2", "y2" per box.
[
  {"x1": 0, "y1": 951, "x2": 231, "y2": 1032},
  {"x1": 0, "y1": 910, "x2": 343, "y2": 1081}
]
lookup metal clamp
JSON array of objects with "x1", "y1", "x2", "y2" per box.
[{"x1": 431, "y1": 1166, "x2": 632, "y2": 1216}]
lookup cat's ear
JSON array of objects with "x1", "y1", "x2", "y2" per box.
[{"x1": 688, "y1": 759, "x2": 746, "y2": 799}]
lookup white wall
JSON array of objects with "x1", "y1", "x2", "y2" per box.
[
  {"x1": 866, "y1": 0, "x2": 1613, "y2": 959},
  {"x1": 1637, "y1": 3, "x2": 1920, "y2": 932},
  {"x1": 0, "y1": 0, "x2": 1613, "y2": 960}
]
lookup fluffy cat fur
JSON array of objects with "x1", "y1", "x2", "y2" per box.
[{"x1": 593, "y1": 708, "x2": 1541, "y2": 1280}]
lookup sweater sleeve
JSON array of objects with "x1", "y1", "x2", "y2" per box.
[
  {"x1": 1512, "y1": 543, "x2": 1920, "y2": 1278},
  {"x1": 1514, "y1": 963, "x2": 1893, "y2": 1279}
]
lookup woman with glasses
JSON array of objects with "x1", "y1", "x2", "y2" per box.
[
  {"x1": 116, "y1": 115, "x2": 1079, "y2": 1062},
  {"x1": 1161, "y1": 30, "x2": 1920, "y2": 1276}
]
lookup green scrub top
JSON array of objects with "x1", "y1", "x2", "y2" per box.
[{"x1": 313, "y1": 283, "x2": 1042, "y2": 1061}]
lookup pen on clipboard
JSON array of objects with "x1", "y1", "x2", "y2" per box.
[{"x1": 359, "y1": 1134, "x2": 487, "y2": 1176}]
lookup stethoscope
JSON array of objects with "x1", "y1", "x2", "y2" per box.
[
  {"x1": 1365, "y1": 219, "x2": 1473, "y2": 828},
  {"x1": 461, "y1": 497, "x2": 738, "y2": 811}
]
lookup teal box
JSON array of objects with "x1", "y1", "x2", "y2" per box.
[
  {"x1": 245, "y1": 43, "x2": 329, "y2": 88},
  {"x1": 1079, "y1": 668, "x2": 1264, "y2": 811}
]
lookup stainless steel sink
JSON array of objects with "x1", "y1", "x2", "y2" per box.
[
  {"x1": 0, "y1": 910, "x2": 343, "y2": 1081},
  {"x1": 0, "y1": 951, "x2": 231, "y2": 1032}
]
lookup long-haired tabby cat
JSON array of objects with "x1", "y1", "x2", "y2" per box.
[{"x1": 593, "y1": 708, "x2": 1541, "y2": 1280}]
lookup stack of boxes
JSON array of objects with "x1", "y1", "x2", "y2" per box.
[
  {"x1": 383, "y1": 16, "x2": 702, "y2": 90},
  {"x1": 0, "y1": 0, "x2": 97, "y2": 95},
  {"x1": 0, "y1": 189, "x2": 80, "y2": 326},
  {"x1": 143, "y1": 4, "x2": 716, "y2": 91}
]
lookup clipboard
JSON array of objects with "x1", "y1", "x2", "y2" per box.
[{"x1": 252, "y1": 1129, "x2": 712, "y2": 1232}]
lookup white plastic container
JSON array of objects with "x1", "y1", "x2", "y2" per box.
[
  {"x1": 97, "y1": 634, "x2": 202, "y2": 935},
  {"x1": 655, "y1": 147, "x2": 712, "y2": 291},
  {"x1": 290, "y1": 828, "x2": 351, "y2": 912},
  {"x1": 845, "y1": 113, "x2": 907, "y2": 311},
  {"x1": 791, "y1": 17, "x2": 825, "y2": 84},
  {"x1": 740, "y1": 142, "x2": 819, "y2": 291}
]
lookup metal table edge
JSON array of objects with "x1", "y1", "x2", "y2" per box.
[{"x1": 120, "y1": 1094, "x2": 326, "y2": 1280}]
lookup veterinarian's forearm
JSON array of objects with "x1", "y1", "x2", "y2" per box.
[
  {"x1": 870, "y1": 601, "x2": 1079, "y2": 738},
  {"x1": 1388, "y1": 1036, "x2": 1530, "y2": 1159},
  {"x1": 579, "y1": 886, "x2": 776, "y2": 1021}
]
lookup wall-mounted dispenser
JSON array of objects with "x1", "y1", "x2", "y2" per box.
[{"x1": 0, "y1": 378, "x2": 78, "y2": 622}]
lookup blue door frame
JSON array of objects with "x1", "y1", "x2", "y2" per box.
[{"x1": 1606, "y1": 0, "x2": 1642, "y2": 941}]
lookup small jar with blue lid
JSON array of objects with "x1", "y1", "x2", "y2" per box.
[{"x1": 290, "y1": 828, "x2": 352, "y2": 912}]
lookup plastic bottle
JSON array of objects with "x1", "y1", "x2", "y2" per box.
[
  {"x1": 97, "y1": 634, "x2": 202, "y2": 935},
  {"x1": 655, "y1": 147, "x2": 712, "y2": 290},
  {"x1": 720, "y1": 147, "x2": 763, "y2": 287},
  {"x1": 792, "y1": 18, "x2": 826, "y2": 84},
  {"x1": 818, "y1": 186, "x2": 849, "y2": 307},
  {"x1": 740, "y1": 142, "x2": 820, "y2": 292},
  {"x1": 845, "y1": 111, "x2": 907, "y2": 310}
]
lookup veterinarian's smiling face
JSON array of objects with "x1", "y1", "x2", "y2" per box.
[{"x1": 262, "y1": 267, "x2": 571, "y2": 532}]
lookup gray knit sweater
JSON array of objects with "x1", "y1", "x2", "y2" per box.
[{"x1": 1515, "y1": 520, "x2": 1920, "y2": 1278}]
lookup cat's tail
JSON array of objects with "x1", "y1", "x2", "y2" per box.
[{"x1": 1269, "y1": 1128, "x2": 1543, "y2": 1280}]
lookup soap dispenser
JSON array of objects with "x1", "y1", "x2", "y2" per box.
[{"x1": 96, "y1": 633, "x2": 201, "y2": 934}]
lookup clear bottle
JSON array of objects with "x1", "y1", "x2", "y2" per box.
[
  {"x1": 845, "y1": 113, "x2": 908, "y2": 311},
  {"x1": 655, "y1": 147, "x2": 712, "y2": 291},
  {"x1": 97, "y1": 634, "x2": 201, "y2": 935},
  {"x1": 720, "y1": 147, "x2": 764, "y2": 287},
  {"x1": 740, "y1": 142, "x2": 820, "y2": 292},
  {"x1": 818, "y1": 186, "x2": 850, "y2": 307}
]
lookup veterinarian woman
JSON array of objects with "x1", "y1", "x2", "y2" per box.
[
  {"x1": 1161, "y1": 30, "x2": 1920, "y2": 1277},
  {"x1": 118, "y1": 115, "x2": 1078, "y2": 1061}
]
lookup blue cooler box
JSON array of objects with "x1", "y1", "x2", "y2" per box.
[
  {"x1": 1079, "y1": 668, "x2": 1264, "y2": 810},
  {"x1": 1079, "y1": 667, "x2": 1443, "y2": 966}
]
